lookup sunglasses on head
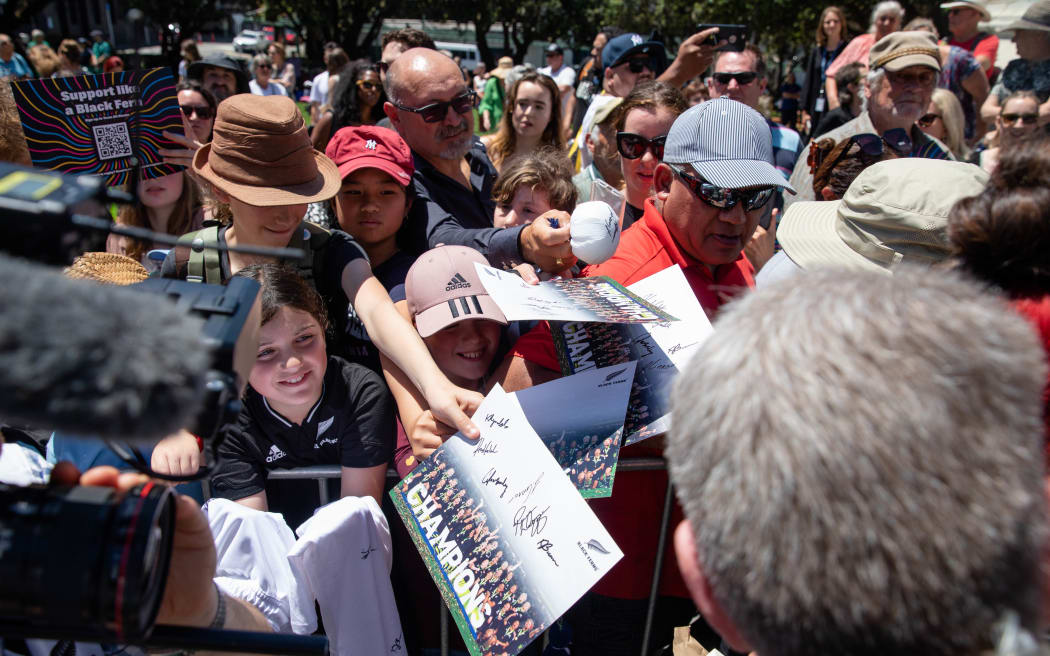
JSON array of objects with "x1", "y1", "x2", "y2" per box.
[
  {"x1": 391, "y1": 90, "x2": 476, "y2": 122},
  {"x1": 917, "y1": 112, "x2": 941, "y2": 128},
  {"x1": 1001, "y1": 112, "x2": 1039, "y2": 125},
  {"x1": 712, "y1": 71, "x2": 758, "y2": 86},
  {"x1": 617, "y1": 132, "x2": 665, "y2": 160},
  {"x1": 808, "y1": 130, "x2": 910, "y2": 179},
  {"x1": 668, "y1": 165, "x2": 775, "y2": 211},
  {"x1": 180, "y1": 104, "x2": 214, "y2": 119},
  {"x1": 625, "y1": 57, "x2": 656, "y2": 74}
]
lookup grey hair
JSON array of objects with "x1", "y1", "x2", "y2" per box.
[
  {"x1": 861, "y1": 67, "x2": 885, "y2": 113},
  {"x1": 870, "y1": 0, "x2": 904, "y2": 30},
  {"x1": 251, "y1": 53, "x2": 272, "y2": 72},
  {"x1": 667, "y1": 267, "x2": 1048, "y2": 656}
]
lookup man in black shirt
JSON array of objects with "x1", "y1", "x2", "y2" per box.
[{"x1": 383, "y1": 48, "x2": 574, "y2": 273}]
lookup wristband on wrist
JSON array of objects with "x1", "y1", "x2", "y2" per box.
[{"x1": 209, "y1": 582, "x2": 226, "y2": 629}]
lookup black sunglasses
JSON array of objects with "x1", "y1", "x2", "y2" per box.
[
  {"x1": 809, "y1": 130, "x2": 912, "y2": 177},
  {"x1": 626, "y1": 58, "x2": 656, "y2": 74},
  {"x1": 180, "y1": 104, "x2": 214, "y2": 119},
  {"x1": 917, "y1": 112, "x2": 941, "y2": 128},
  {"x1": 617, "y1": 132, "x2": 666, "y2": 160},
  {"x1": 712, "y1": 71, "x2": 758, "y2": 86},
  {"x1": 669, "y1": 165, "x2": 775, "y2": 212},
  {"x1": 1001, "y1": 112, "x2": 1039, "y2": 125},
  {"x1": 391, "y1": 90, "x2": 476, "y2": 122}
]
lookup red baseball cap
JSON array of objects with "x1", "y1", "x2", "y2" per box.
[
  {"x1": 325, "y1": 125, "x2": 414, "y2": 186},
  {"x1": 406, "y1": 246, "x2": 507, "y2": 338}
]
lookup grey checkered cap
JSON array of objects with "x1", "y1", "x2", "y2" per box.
[{"x1": 663, "y1": 97, "x2": 796, "y2": 193}]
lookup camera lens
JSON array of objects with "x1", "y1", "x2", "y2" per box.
[{"x1": 0, "y1": 481, "x2": 176, "y2": 642}]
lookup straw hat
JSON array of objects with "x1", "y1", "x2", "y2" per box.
[
  {"x1": 64, "y1": 252, "x2": 150, "y2": 285},
  {"x1": 192, "y1": 94, "x2": 340, "y2": 206},
  {"x1": 489, "y1": 56, "x2": 514, "y2": 79}
]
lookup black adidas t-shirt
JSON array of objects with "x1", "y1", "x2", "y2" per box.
[{"x1": 210, "y1": 355, "x2": 395, "y2": 501}]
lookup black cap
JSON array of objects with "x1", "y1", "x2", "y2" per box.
[
  {"x1": 546, "y1": 43, "x2": 563, "y2": 55},
  {"x1": 187, "y1": 54, "x2": 250, "y2": 94}
]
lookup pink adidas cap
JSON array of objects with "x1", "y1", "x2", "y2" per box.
[{"x1": 406, "y1": 246, "x2": 508, "y2": 338}]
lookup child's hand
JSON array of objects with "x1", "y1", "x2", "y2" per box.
[
  {"x1": 150, "y1": 429, "x2": 201, "y2": 477},
  {"x1": 409, "y1": 410, "x2": 459, "y2": 460}
]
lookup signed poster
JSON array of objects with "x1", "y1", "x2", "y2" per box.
[
  {"x1": 11, "y1": 68, "x2": 184, "y2": 186},
  {"x1": 473, "y1": 262, "x2": 676, "y2": 323},
  {"x1": 390, "y1": 386, "x2": 623, "y2": 656},
  {"x1": 510, "y1": 362, "x2": 636, "y2": 498},
  {"x1": 551, "y1": 265, "x2": 713, "y2": 444}
]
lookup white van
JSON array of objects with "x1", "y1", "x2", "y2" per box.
[{"x1": 434, "y1": 41, "x2": 481, "y2": 69}]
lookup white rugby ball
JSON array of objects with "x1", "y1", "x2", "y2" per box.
[{"x1": 569, "y1": 201, "x2": 621, "y2": 264}]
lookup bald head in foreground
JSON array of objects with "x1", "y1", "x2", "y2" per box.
[{"x1": 668, "y1": 267, "x2": 1050, "y2": 656}]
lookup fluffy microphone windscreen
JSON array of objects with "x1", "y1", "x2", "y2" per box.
[{"x1": 0, "y1": 254, "x2": 210, "y2": 442}]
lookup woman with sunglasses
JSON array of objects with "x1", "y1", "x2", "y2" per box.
[
  {"x1": 919, "y1": 89, "x2": 970, "y2": 161},
  {"x1": 976, "y1": 90, "x2": 1042, "y2": 173},
  {"x1": 311, "y1": 62, "x2": 385, "y2": 153},
  {"x1": 481, "y1": 72, "x2": 564, "y2": 173},
  {"x1": 609, "y1": 81, "x2": 687, "y2": 229},
  {"x1": 158, "y1": 81, "x2": 218, "y2": 170},
  {"x1": 249, "y1": 53, "x2": 289, "y2": 97}
]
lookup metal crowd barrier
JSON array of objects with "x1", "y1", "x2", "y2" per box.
[{"x1": 254, "y1": 457, "x2": 674, "y2": 656}]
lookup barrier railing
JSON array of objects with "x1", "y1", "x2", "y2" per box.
[{"x1": 239, "y1": 457, "x2": 673, "y2": 656}]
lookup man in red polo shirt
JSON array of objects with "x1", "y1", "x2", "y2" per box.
[{"x1": 500, "y1": 97, "x2": 795, "y2": 655}]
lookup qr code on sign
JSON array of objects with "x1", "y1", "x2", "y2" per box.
[{"x1": 93, "y1": 122, "x2": 132, "y2": 161}]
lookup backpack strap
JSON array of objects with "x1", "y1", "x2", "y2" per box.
[
  {"x1": 174, "y1": 224, "x2": 223, "y2": 284},
  {"x1": 286, "y1": 221, "x2": 332, "y2": 287}
]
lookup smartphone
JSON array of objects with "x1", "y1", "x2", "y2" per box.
[{"x1": 696, "y1": 24, "x2": 748, "y2": 52}]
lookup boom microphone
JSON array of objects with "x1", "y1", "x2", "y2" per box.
[{"x1": 0, "y1": 253, "x2": 211, "y2": 441}]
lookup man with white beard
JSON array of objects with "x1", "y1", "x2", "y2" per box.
[
  {"x1": 787, "y1": 31, "x2": 952, "y2": 205},
  {"x1": 384, "y1": 48, "x2": 572, "y2": 272}
]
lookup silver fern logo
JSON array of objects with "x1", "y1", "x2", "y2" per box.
[{"x1": 586, "y1": 539, "x2": 611, "y2": 554}]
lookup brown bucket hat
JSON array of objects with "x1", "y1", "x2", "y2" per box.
[{"x1": 193, "y1": 94, "x2": 340, "y2": 206}]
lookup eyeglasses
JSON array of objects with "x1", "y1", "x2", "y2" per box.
[
  {"x1": 256, "y1": 63, "x2": 272, "y2": 70},
  {"x1": 917, "y1": 112, "x2": 942, "y2": 128},
  {"x1": 712, "y1": 71, "x2": 758, "y2": 86},
  {"x1": 886, "y1": 69, "x2": 937, "y2": 88},
  {"x1": 391, "y1": 90, "x2": 477, "y2": 122},
  {"x1": 1001, "y1": 112, "x2": 1039, "y2": 125},
  {"x1": 668, "y1": 165, "x2": 775, "y2": 211},
  {"x1": 357, "y1": 80, "x2": 380, "y2": 92},
  {"x1": 808, "y1": 130, "x2": 910, "y2": 180},
  {"x1": 616, "y1": 132, "x2": 666, "y2": 160},
  {"x1": 378, "y1": 61, "x2": 392, "y2": 75},
  {"x1": 625, "y1": 57, "x2": 656, "y2": 74},
  {"x1": 180, "y1": 104, "x2": 214, "y2": 119}
]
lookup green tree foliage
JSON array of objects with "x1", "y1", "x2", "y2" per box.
[
  {"x1": 127, "y1": 0, "x2": 228, "y2": 65},
  {"x1": 0, "y1": 0, "x2": 53, "y2": 37},
  {"x1": 265, "y1": 0, "x2": 402, "y2": 62}
]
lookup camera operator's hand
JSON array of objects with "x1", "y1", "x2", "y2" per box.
[
  {"x1": 151, "y1": 429, "x2": 202, "y2": 477},
  {"x1": 50, "y1": 464, "x2": 272, "y2": 639}
]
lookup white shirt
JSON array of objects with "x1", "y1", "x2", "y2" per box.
[
  {"x1": 539, "y1": 63, "x2": 576, "y2": 91},
  {"x1": 250, "y1": 79, "x2": 289, "y2": 96},
  {"x1": 309, "y1": 70, "x2": 330, "y2": 106}
]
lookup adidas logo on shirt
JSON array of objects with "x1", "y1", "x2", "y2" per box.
[
  {"x1": 266, "y1": 444, "x2": 286, "y2": 463},
  {"x1": 445, "y1": 273, "x2": 471, "y2": 291}
]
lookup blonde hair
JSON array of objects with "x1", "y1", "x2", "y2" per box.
[{"x1": 930, "y1": 88, "x2": 969, "y2": 160}]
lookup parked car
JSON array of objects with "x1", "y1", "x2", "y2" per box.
[{"x1": 233, "y1": 29, "x2": 267, "y2": 53}]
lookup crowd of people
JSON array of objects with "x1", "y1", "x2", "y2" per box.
[{"x1": 1, "y1": 2, "x2": 1050, "y2": 656}]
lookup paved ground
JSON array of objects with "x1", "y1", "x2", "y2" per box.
[{"x1": 124, "y1": 39, "x2": 306, "y2": 62}]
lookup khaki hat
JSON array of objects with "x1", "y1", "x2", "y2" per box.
[
  {"x1": 1001, "y1": 0, "x2": 1050, "y2": 33},
  {"x1": 489, "y1": 56, "x2": 514, "y2": 79},
  {"x1": 940, "y1": 0, "x2": 991, "y2": 22},
  {"x1": 406, "y1": 246, "x2": 507, "y2": 338},
  {"x1": 868, "y1": 31, "x2": 941, "y2": 72},
  {"x1": 592, "y1": 97, "x2": 624, "y2": 126},
  {"x1": 777, "y1": 159, "x2": 988, "y2": 273},
  {"x1": 193, "y1": 94, "x2": 340, "y2": 206}
]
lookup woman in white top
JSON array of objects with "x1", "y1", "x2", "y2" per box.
[{"x1": 249, "y1": 54, "x2": 289, "y2": 97}]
